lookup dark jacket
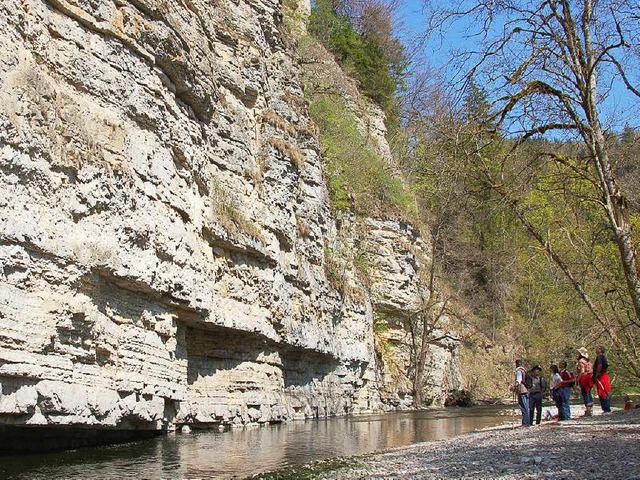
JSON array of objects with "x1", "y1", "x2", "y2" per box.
[
  {"x1": 593, "y1": 354, "x2": 609, "y2": 380},
  {"x1": 529, "y1": 375, "x2": 547, "y2": 395}
]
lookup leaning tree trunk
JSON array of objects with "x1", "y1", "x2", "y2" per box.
[
  {"x1": 580, "y1": 0, "x2": 640, "y2": 327},
  {"x1": 589, "y1": 130, "x2": 640, "y2": 327}
]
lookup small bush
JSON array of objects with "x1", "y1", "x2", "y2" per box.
[
  {"x1": 324, "y1": 246, "x2": 345, "y2": 291},
  {"x1": 266, "y1": 137, "x2": 306, "y2": 170},
  {"x1": 296, "y1": 217, "x2": 312, "y2": 237},
  {"x1": 260, "y1": 110, "x2": 298, "y2": 137},
  {"x1": 353, "y1": 250, "x2": 375, "y2": 288},
  {"x1": 211, "y1": 180, "x2": 265, "y2": 243}
]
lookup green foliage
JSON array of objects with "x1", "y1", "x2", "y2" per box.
[
  {"x1": 250, "y1": 458, "x2": 358, "y2": 480},
  {"x1": 373, "y1": 312, "x2": 394, "y2": 354},
  {"x1": 328, "y1": 175, "x2": 351, "y2": 213},
  {"x1": 374, "y1": 312, "x2": 390, "y2": 334},
  {"x1": 310, "y1": 95, "x2": 415, "y2": 218},
  {"x1": 352, "y1": 250, "x2": 375, "y2": 287},
  {"x1": 462, "y1": 79, "x2": 492, "y2": 127},
  {"x1": 399, "y1": 74, "x2": 640, "y2": 384},
  {"x1": 308, "y1": 0, "x2": 406, "y2": 126}
]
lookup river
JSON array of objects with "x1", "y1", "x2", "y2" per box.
[{"x1": 0, "y1": 406, "x2": 512, "y2": 479}]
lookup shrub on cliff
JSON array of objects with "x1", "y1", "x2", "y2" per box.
[
  {"x1": 308, "y1": 0, "x2": 405, "y2": 127},
  {"x1": 310, "y1": 95, "x2": 414, "y2": 218}
]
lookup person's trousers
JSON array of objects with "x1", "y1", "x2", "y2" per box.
[
  {"x1": 581, "y1": 387, "x2": 593, "y2": 407},
  {"x1": 518, "y1": 393, "x2": 531, "y2": 425},
  {"x1": 529, "y1": 392, "x2": 542, "y2": 424},
  {"x1": 560, "y1": 387, "x2": 571, "y2": 419},
  {"x1": 599, "y1": 393, "x2": 611, "y2": 412},
  {"x1": 554, "y1": 392, "x2": 564, "y2": 420}
]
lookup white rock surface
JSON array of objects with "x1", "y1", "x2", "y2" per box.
[{"x1": 0, "y1": 0, "x2": 459, "y2": 434}]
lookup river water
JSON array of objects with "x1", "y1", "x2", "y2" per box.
[{"x1": 0, "y1": 406, "x2": 511, "y2": 479}]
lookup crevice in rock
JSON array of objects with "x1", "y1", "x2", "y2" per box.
[
  {"x1": 184, "y1": 324, "x2": 338, "y2": 380},
  {"x1": 183, "y1": 323, "x2": 345, "y2": 423},
  {"x1": 201, "y1": 225, "x2": 276, "y2": 268},
  {"x1": 80, "y1": 267, "x2": 208, "y2": 326},
  {"x1": 273, "y1": 229, "x2": 293, "y2": 253}
]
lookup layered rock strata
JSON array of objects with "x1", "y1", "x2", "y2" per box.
[
  {"x1": 295, "y1": 36, "x2": 462, "y2": 408},
  {"x1": 0, "y1": 0, "x2": 378, "y2": 439},
  {"x1": 0, "y1": 0, "x2": 459, "y2": 450},
  {"x1": 364, "y1": 219, "x2": 461, "y2": 408}
]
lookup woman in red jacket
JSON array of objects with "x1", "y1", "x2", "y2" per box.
[{"x1": 576, "y1": 347, "x2": 594, "y2": 416}]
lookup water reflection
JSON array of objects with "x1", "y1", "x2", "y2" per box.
[{"x1": 0, "y1": 406, "x2": 510, "y2": 479}]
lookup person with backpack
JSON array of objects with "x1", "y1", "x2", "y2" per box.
[
  {"x1": 576, "y1": 347, "x2": 594, "y2": 416},
  {"x1": 528, "y1": 365, "x2": 547, "y2": 425},
  {"x1": 558, "y1": 360, "x2": 574, "y2": 420},
  {"x1": 550, "y1": 364, "x2": 564, "y2": 420},
  {"x1": 593, "y1": 345, "x2": 612, "y2": 413},
  {"x1": 513, "y1": 359, "x2": 531, "y2": 426}
]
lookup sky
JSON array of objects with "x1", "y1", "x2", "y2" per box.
[{"x1": 393, "y1": 0, "x2": 639, "y2": 132}]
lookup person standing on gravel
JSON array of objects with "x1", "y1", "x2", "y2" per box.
[
  {"x1": 528, "y1": 365, "x2": 546, "y2": 425},
  {"x1": 593, "y1": 345, "x2": 612, "y2": 413},
  {"x1": 558, "y1": 360, "x2": 574, "y2": 420},
  {"x1": 550, "y1": 364, "x2": 564, "y2": 420},
  {"x1": 513, "y1": 359, "x2": 531, "y2": 426},
  {"x1": 576, "y1": 347, "x2": 594, "y2": 417}
]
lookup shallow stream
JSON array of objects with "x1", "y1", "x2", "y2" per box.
[{"x1": 0, "y1": 406, "x2": 511, "y2": 479}]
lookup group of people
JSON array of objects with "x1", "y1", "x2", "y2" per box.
[{"x1": 512, "y1": 345, "x2": 612, "y2": 426}]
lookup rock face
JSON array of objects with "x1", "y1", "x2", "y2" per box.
[
  {"x1": 0, "y1": 0, "x2": 459, "y2": 446},
  {"x1": 364, "y1": 219, "x2": 461, "y2": 408},
  {"x1": 294, "y1": 35, "x2": 462, "y2": 408}
]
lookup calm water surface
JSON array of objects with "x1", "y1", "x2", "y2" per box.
[{"x1": 0, "y1": 406, "x2": 511, "y2": 479}]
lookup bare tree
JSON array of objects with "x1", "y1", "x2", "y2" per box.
[
  {"x1": 423, "y1": 0, "x2": 640, "y2": 325},
  {"x1": 404, "y1": 266, "x2": 459, "y2": 407}
]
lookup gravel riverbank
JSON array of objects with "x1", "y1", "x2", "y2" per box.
[{"x1": 301, "y1": 407, "x2": 640, "y2": 480}]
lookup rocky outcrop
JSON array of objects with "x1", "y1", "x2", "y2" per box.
[
  {"x1": 0, "y1": 0, "x2": 380, "y2": 436},
  {"x1": 0, "y1": 0, "x2": 458, "y2": 449},
  {"x1": 364, "y1": 219, "x2": 461, "y2": 408},
  {"x1": 325, "y1": 215, "x2": 461, "y2": 410}
]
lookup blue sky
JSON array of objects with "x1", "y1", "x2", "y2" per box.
[{"x1": 394, "y1": 0, "x2": 639, "y2": 131}]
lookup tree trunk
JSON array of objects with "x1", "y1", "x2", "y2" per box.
[{"x1": 589, "y1": 130, "x2": 640, "y2": 326}]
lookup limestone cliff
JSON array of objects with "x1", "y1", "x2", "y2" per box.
[
  {"x1": 295, "y1": 31, "x2": 462, "y2": 408},
  {"x1": 0, "y1": 0, "x2": 459, "y2": 448}
]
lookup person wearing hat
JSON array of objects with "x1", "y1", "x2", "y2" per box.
[
  {"x1": 576, "y1": 347, "x2": 594, "y2": 416},
  {"x1": 528, "y1": 365, "x2": 547, "y2": 425}
]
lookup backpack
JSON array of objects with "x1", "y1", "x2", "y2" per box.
[
  {"x1": 515, "y1": 367, "x2": 531, "y2": 393},
  {"x1": 561, "y1": 369, "x2": 575, "y2": 388},
  {"x1": 523, "y1": 371, "x2": 533, "y2": 390}
]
